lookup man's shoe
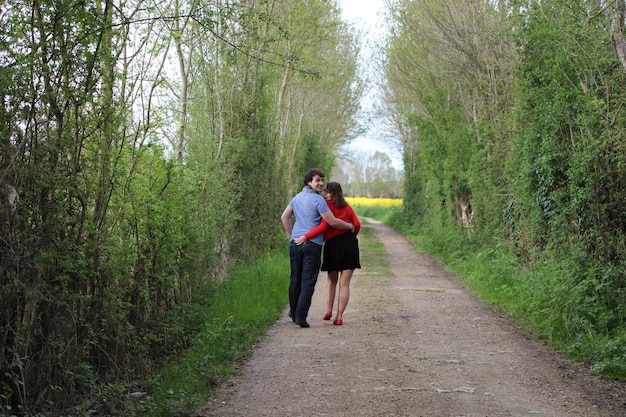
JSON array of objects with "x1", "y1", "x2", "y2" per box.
[{"x1": 295, "y1": 320, "x2": 310, "y2": 328}]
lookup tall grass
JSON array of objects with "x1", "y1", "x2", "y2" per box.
[{"x1": 122, "y1": 251, "x2": 290, "y2": 417}]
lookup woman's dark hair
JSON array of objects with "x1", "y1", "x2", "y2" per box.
[
  {"x1": 324, "y1": 182, "x2": 347, "y2": 208},
  {"x1": 303, "y1": 168, "x2": 324, "y2": 186}
]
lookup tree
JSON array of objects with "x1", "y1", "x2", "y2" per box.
[
  {"x1": 335, "y1": 150, "x2": 402, "y2": 197},
  {"x1": 607, "y1": 0, "x2": 626, "y2": 72},
  {"x1": 382, "y1": 0, "x2": 515, "y2": 234}
]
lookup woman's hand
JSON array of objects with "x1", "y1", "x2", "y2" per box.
[{"x1": 294, "y1": 235, "x2": 307, "y2": 245}]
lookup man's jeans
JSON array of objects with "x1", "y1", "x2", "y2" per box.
[{"x1": 289, "y1": 240, "x2": 322, "y2": 322}]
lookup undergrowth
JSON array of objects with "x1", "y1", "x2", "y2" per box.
[{"x1": 112, "y1": 251, "x2": 290, "y2": 416}]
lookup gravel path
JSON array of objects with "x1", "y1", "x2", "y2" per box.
[{"x1": 198, "y1": 219, "x2": 626, "y2": 417}]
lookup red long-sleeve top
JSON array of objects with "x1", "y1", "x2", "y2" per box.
[{"x1": 304, "y1": 200, "x2": 360, "y2": 241}]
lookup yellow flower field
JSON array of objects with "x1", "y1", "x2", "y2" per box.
[{"x1": 345, "y1": 197, "x2": 403, "y2": 209}]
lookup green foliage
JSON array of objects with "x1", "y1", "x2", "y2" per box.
[
  {"x1": 510, "y1": 0, "x2": 626, "y2": 258},
  {"x1": 384, "y1": 0, "x2": 626, "y2": 380},
  {"x1": 1, "y1": 0, "x2": 361, "y2": 413},
  {"x1": 336, "y1": 151, "x2": 403, "y2": 198},
  {"x1": 121, "y1": 252, "x2": 290, "y2": 417}
]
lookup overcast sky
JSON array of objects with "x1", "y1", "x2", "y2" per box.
[{"x1": 340, "y1": 0, "x2": 383, "y2": 23}]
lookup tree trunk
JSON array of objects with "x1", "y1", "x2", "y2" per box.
[{"x1": 609, "y1": 0, "x2": 626, "y2": 73}]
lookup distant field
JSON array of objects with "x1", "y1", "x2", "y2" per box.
[{"x1": 345, "y1": 197, "x2": 402, "y2": 208}]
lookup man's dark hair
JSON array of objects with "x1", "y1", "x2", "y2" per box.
[{"x1": 303, "y1": 168, "x2": 324, "y2": 186}]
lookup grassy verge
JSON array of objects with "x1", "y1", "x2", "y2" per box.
[
  {"x1": 121, "y1": 251, "x2": 290, "y2": 416},
  {"x1": 351, "y1": 205, "x2": 397, "y2": 226},
  {"x1": 357, "y1": 217, "x2": 390, "y2": 276},
  {"x1": 362, "y1": 207, "x2": 626, "y2": 380}
]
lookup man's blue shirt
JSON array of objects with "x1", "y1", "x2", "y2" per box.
[{"x1": 289, "y1": 187, "x2": 329, "y2": 245}]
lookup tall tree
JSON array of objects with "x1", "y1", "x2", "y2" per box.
[{"x1": 382, "y1": 0, "x2": 515, "y2": 234}]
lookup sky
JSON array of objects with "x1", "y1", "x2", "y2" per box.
[
  {"x1": 338, "y1": 0, "x2": 403, "y2": 170},
  {"x1": 339, "y1": 0, "x2": 383, "y2": 22}
]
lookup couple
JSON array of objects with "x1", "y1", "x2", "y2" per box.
[{"x1": 281, "y1": 168, "x2": 361, "y2": 328}]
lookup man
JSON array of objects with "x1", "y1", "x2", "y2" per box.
[{"x1": 281, "y1": 168, "x2": 354, "y2": 328}]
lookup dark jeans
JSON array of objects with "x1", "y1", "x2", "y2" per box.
[{"x1": 289, "y1": 240, "x2": 322, "y2": 322}]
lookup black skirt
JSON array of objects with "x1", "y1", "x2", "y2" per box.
[{"x1": 321, "y1": 232, "x2": 361, "y2": 272}]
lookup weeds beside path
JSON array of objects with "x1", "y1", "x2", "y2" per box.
[{"x1": 198, "y1": 218, "x2": 626, "y2": 417}]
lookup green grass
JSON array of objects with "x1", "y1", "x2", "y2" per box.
[
  {"x1": 123, "y1": 251, "x2": 290, "y2": 417},
  {"x1": 351, "y1": 205, "x2": 397, "y2": 225},
  {"x1": 355, "y1": 219, "x2": 395, "y2": 318},
  {"x1": 357, "y1": 219, "x2": 390, "y2": 276},
  {"x1": 422, "y1": 238, "x2": 626, "y2": 380},
  {"x1": 361, "y1": 207, "x2": 626, "y2": 380}
]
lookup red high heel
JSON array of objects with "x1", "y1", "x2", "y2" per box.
[
  {"x1": 333, "y1": 319, "x2": 342, "y2": 325},
  {"x1": 322, "y1": 311, "x2": 332, "y2": 320}
]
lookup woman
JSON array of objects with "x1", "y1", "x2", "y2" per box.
[{"x1": 296, "y1": 182, "x2": 360, "y2": 325}]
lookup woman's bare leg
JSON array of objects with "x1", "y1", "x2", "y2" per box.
[
  {"x1": 335, "y1": 269, "x2": 354, "y2": 322},
  {"x1": 325, "y1": 271, "x2": 339, "y2": 317}
]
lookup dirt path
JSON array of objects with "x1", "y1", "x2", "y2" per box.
[{"x1": 198, "y1": 219, "x2": 626, "y2": 417}]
